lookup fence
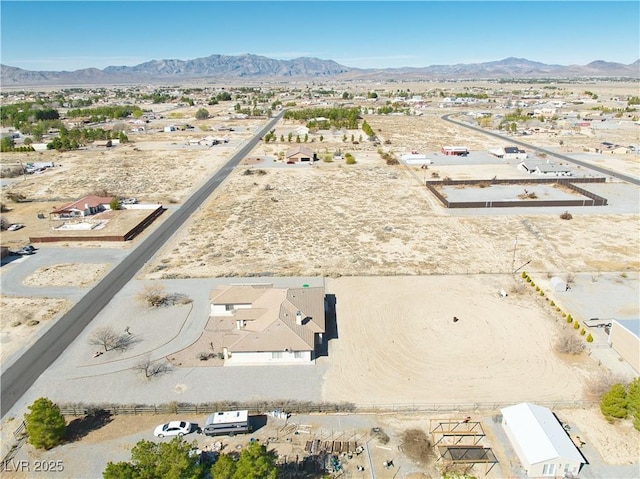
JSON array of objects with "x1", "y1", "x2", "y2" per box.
[
  {"x1": 55, "y1": 399, "x2": 598, "y2": 418},
  {"x1": 0, "y1": 421, "x2": 27, "y2": 473},
  {"x1": 425, "y1": 177, "x2": 608, "y2": 209},
  {"x1": 29, "y1": 206, "x2": 165, "y2": 243}
]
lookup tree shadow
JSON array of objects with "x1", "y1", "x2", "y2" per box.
[{"x1": 65, "y1": 409, "x2": 113, "y2": 443}]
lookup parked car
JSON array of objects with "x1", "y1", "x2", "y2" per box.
[
  {"x1": 7, "y1": 224, "x2": 24, "y2": 231},
  {"x1": 153, "y1": 421, "x2": 194, "y2": 438},
  {"x1": 15, "y1": 248, "x2": 35, "y2": 255}
]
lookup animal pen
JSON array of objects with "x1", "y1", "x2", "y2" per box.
[{"x1": 430, "y1": 419, "x2": 499, "y2": 475}]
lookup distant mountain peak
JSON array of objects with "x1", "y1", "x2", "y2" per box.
[{"x1": 2, "y1": 55, "x2": 638, "y2": 86}]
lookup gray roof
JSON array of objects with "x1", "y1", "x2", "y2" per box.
[
  {"x1": 501, "y1": 403, "x2": 584, "y2": 465},
  {"x1": 614, "y1": 319, "x2": 640, "y2": 339}
]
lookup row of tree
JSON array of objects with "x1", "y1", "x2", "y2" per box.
[
  {"x1": 104, "y1": 439, "x2": 278, "y2": 479},
  {"x1": 284, "y1": 107, "x2": 361, "y2": 130}
]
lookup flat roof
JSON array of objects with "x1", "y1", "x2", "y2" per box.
[
  {"x1": 211, "y1": 410, "x2": 248, "y2": 424},
  {"x1": 614, "y1": 319, "x2": 640, "y2": 339}
]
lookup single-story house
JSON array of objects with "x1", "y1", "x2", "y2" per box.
[
  {"x1": 209, "y1": 284, "x2": 326, "y2": 365},
  {"x1": 441, "y1": 146, "x2": 469, "y2": 156},
  {"x1": 501, "y1": 402, "x2": 585, "y2": 478},
  {"x1": 518, "y1": 161, "x2": 572, "y2": 177},
  {"x1": 608, "y1": 319, "x2": 640, "y2": 373},
  {"x1": 285, "y1": 146, "x2": 316, "y2": 163},
  {"x1": 489, "y1": 146, "x2": 528, "y2": 160},
  {"x1": 50, "y1": 195, "x2": 113, "y2": 219}
]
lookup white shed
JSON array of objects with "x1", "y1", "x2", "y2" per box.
[
  {"x1": 501, "y1": 403, "x2": 585, "y2": 478},
  {"x1": 550, "y1": 277, "x2": 567, "y2": 292}
]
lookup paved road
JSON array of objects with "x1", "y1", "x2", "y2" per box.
[
  {"x1": 0, "y1": 112, "x2": 284, "y2": 417},
  {"x1": 442, "y1": 114, "x2": 640, "y2": 186}
]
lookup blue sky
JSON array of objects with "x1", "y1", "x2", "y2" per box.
[{"x1": 1, "y1": 1, "x2": 638, "y2": 71}]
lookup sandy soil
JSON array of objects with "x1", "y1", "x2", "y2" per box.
[
  {"x1": 320, "y1": 275, "x2": 596, "y2": 405},
  {"x1": 0, "y1": 296, "x2": 69, "y2": 362},
  {"x1": 561, "y1": 407, "x2": 640, "y2": 464},
  {"x1": 142, "y1": 157, "x2": 639, "y2": 279},
  {"x1": 22, "y1": 263, "x2": 108, "y2": 287}
]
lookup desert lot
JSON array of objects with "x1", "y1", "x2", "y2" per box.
[{"x1": 1, "y1": 83, "x2": 640, "y2": 477}]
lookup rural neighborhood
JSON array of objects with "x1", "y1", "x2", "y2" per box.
[{"x1": 1, "y1": 51, "x2": 639, "y2": 479}]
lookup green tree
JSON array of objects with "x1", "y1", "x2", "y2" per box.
[
  {"x1": 319, "y1": 135, "x2": 323, "y2": 142},
  {"x1": 232, "y1": 442, "x2": 277, "y2": 479},
  {"x1": 600, "y1": 383, "x2": 628, "y2": 420},
  {"x1": 195, "y1": 108, "x2": 210, "y2": 120},
  {"x1": 287, "y1": 132, "x2": 293, "y2": 143},
  {"x1": 627, "y1": 378, "x2": 640, "y2": 431},
  {"x1": 304, "y1": 133, "x2": 308, "y2": 143},
  {"x1": 104, "y1": 438, "x2": 203, "y2": 479},
  {"x1": 362, "y1": 120, "x2": 375, "y2": 138},
  {"x1": 24, "y1": 397, "x2": 66, "y2": 450},
  {"x1": 0, "y1": 137, "x2": 14, "y2": 152},
  {"x1": 280, "y1": 134, "x2": 284, "y2": 142},
  {"x1": 210, "y1": 453, "x2": 236, "y2": 479},
  {"x1": 295, "y1": 135, "x2": 301, "y2": 143}
]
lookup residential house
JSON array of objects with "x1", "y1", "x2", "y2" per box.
[
  {"x1": 209, "y1": 284, "x2": 326, "y2": 365},
  {"x1": 501, "y1": 402, "x2": 585, "y2": 478},
  {"x1": 50, "y1": 195, "x2": 113, "y2": 219},
  {"x1": 489, "y1": 146, "x2": 528, "y2": 160},
  {"x1": 518, "y1": 161, "x2": 572, "y2": 176},
  {"x1": 285, "y1": 146, "x2": 316, "y2": 163}
]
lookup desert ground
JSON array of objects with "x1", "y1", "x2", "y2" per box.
[{"x1": 1, "y1": 82, "x2": 639, "y2": 476}]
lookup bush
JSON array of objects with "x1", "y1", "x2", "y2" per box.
[
  {"x1": 586, "y1": 372, "x2": 626, "y2": 399},
  {"x1": 521, "y1": 271, "x2": 527, "y2": 279},
  {"x1": 600, "y1": 383, "x2": 628, "y2": 420},
  {"x1": 24, "y1": 398, "x2": 66, "y2": 449},
  {"x1": 574, "y1": 321, "x2": 580, "y2": 329},
  {"x1": 550, "y1": 301, "x2": 555, "y2": 306},
  {"x1": 556, "y1": 332, "x2": 583, "y2": 354},
  {"x1": 560, "y1": 211, "x2": 573, "y2": 220},
  {"x1": 586, "y1": 333, "x2": 594, "y2": 342},
  {"x1": 526, "y1": 277, "x2": 532, "y2": 283},
  {"x1": 400, "y1": 428, "x2": 433, "y2": 466},
  {"x1": 580, "y1": 328, "x2": 586, "y2": 336}
]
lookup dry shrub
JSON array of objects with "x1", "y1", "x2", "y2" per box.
[
  {"x1": 556, "y1": 331, "x2": 584, "y2": 354},
  {"x1": 401, "y1": 429, "x2": 433, "y2": 465},
  {"x1": 560, "y1": 211, "x2": 573, "y2": 220},
  {"x1": 585, "y1": 372, "x2": 627, "y2": 400},
  {"x1": 137, "y1": 284, "x2": 167, "y2": 307},
  {"x1": 371, "y1": 427, "x2": 390, "y2": 444}
]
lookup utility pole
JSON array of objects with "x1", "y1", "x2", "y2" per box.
[{"x1": 511, "y1": 235, "x2": 517, "y2": 274}]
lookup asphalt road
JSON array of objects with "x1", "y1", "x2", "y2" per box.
[
  {"x1": 0, "y1": 112, "x2": 284, "y2": 417},
  {"x1": 442, "y1": 114, "x2": 640, "y2": 186}
]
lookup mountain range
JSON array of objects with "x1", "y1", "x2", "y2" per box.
[{"x1": 1, "y1": 54, "x2": 639, "y2": 86}]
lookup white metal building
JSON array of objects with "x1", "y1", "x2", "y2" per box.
[
  {"x1": 608, "y1": 319, "x2": 640, "y2": 373},
  {"x1": 501, "y1": 403, "x2": 585, "y2": 478}
]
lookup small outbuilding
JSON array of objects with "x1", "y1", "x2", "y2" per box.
[
  {"x1": 441, "y1": 146, "x2": 469, "y2": 156},
  {"x1": 501, "y1": 403, "x2": 585, "y2": 478},
  {"x1": 608, "y1": 319, "x2": 640, "y2": 373}
]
